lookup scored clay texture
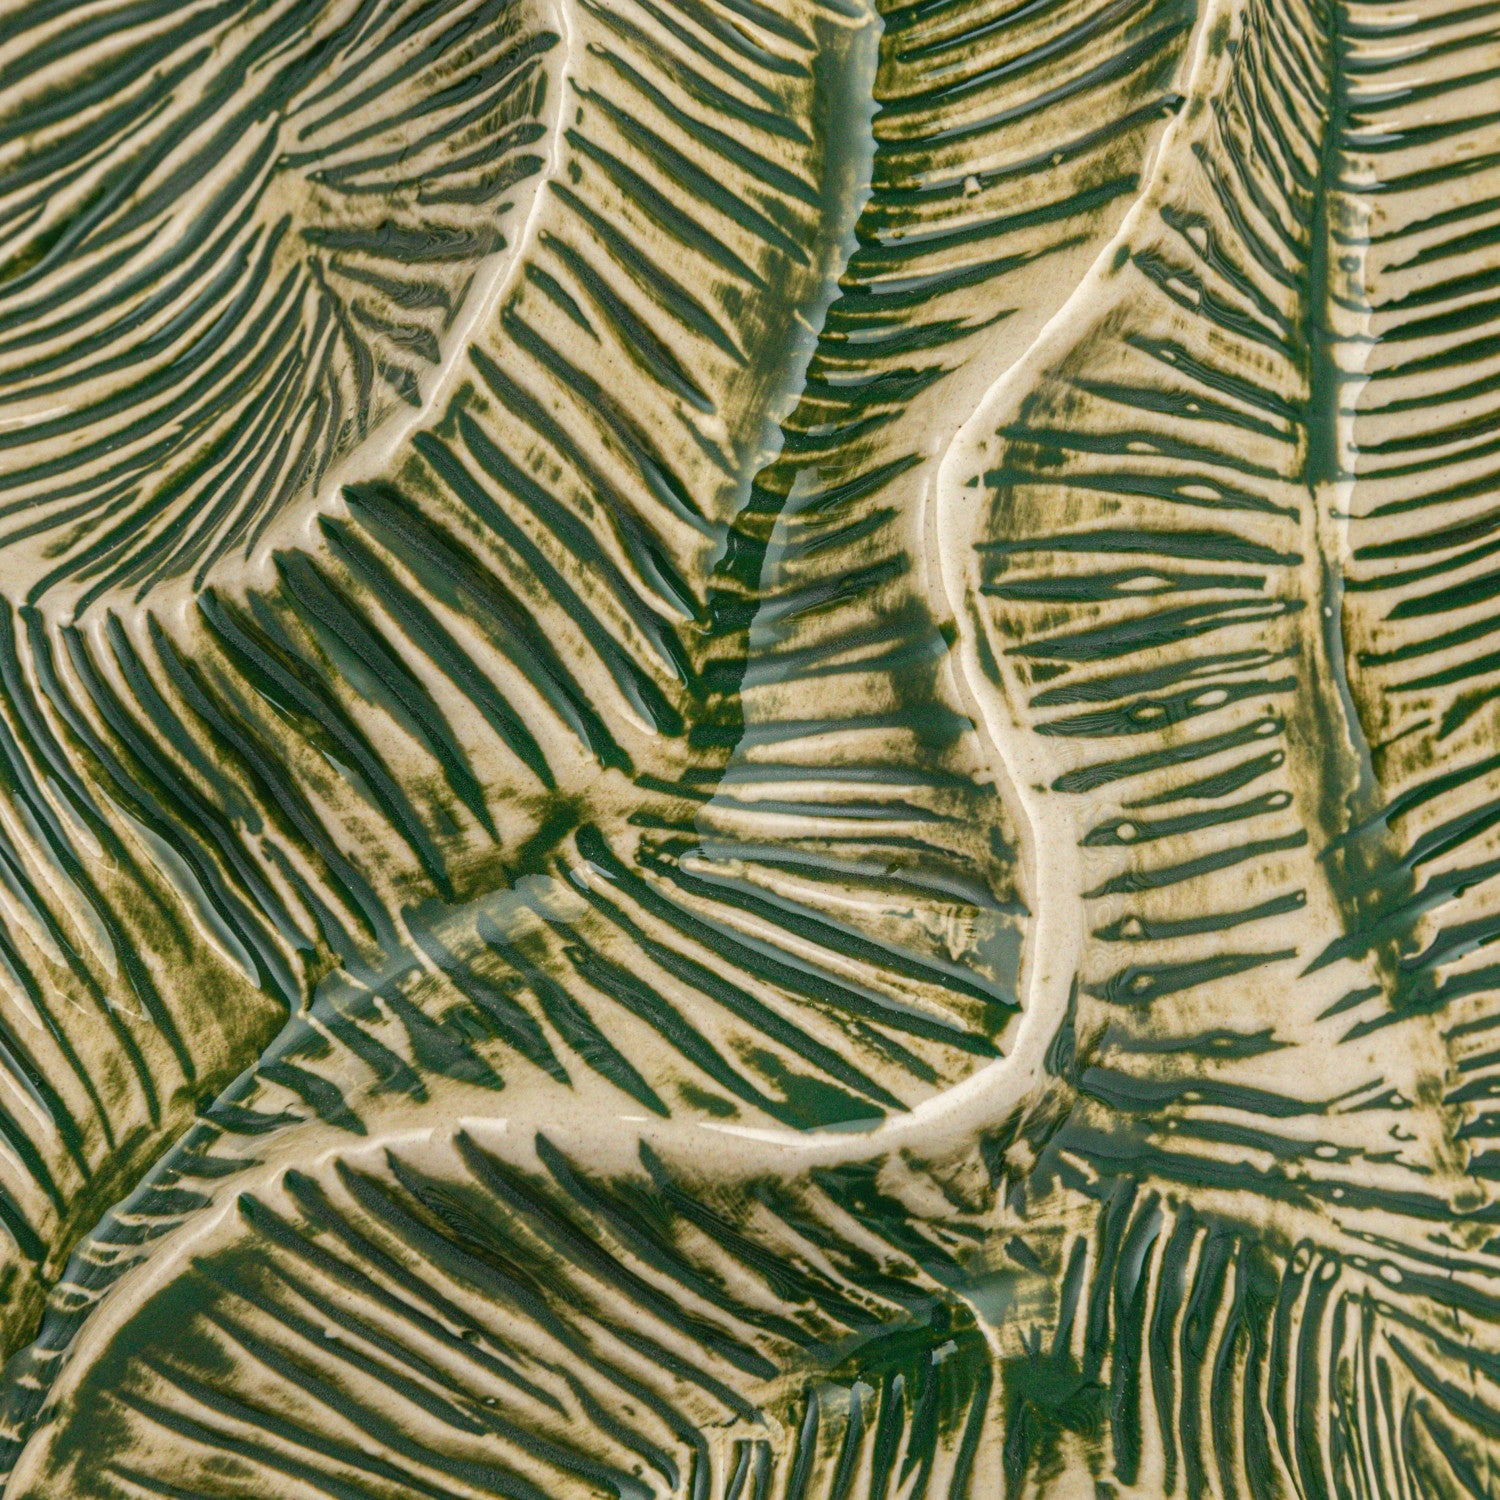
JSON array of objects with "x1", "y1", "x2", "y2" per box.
[{"x1": 0, "y1": 0, "x2": 1496, "y2": 1495}]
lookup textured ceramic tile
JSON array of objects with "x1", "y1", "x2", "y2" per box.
[{"x1": 0, "y1": 0, "x2": 1496, "y2": 1493}]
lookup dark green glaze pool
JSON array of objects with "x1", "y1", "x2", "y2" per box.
[{"x1": 0, "y1": 0, "x2": 1496, "y2": 1493}]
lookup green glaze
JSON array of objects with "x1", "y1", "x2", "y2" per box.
[{"x1": 0, "y1": 0, "x2": 1496, "y2": 1494}]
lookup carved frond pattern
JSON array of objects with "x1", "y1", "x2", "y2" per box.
[{"x1": 0, "y1": 0, "x2": 1498, "y2": 1494}]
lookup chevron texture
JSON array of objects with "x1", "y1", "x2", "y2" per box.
[{"x1": 0, "y1": 0, "x2": 1498, "y2": 1494}]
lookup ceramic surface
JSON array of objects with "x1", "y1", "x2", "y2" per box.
[{"x1": 0, "y1": 0, "x2": 1496, "y2": 1494}]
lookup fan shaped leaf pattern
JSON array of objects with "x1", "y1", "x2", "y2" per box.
[
  {"x1": 0, "y1": 0, "x2": 1498, "y2": 1494},
  {"x1": 0, "y1": 0, "x2": 563, "y2": 599}
]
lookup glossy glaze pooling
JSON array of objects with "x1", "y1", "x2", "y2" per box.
[{"x1": 0, "y1": 0, "x2": 1497, "y2": 1494}]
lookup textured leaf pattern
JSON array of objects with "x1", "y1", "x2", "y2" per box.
[
  {"x1": 1, "y1": 0, "x2": 1500, "y2": 1494},
  {"x1": 0, "y1": 0, "x2": 562, "y2": 597}
]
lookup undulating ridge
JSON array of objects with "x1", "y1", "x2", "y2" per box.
[{"x1": 0, "y1": 0, "x2": 1499, "y2": 1494}]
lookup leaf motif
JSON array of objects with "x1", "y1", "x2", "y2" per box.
[
  {"x1": 0, "y1": 0, "x2": 1205, "y2": 1484},
  {"x1": 936, "y1": 0, "x2": 1500, "y2": 1212},
  {"x1": 3, "y1": 1120, "x2": 1002, "y2": 1499},
  {"x1": 705, "y1": 0, "x2": 1198, "y2": 1128},
  {"x1": 990, "y1": 1167, "x2": 1500, "y2": 1499},
  {"x1": 0, "y1": 0, "x2": 1198, "y2": 1338},
  {"x1": 0, "y1": 0, "x2": 893, "y2": 1435},
  {"x1": 12, "y1": 0, "x2": 1500, "y2": 1494},
  {"x1": 0, "y1": 0, "x2": 563, "y2": 599}
]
